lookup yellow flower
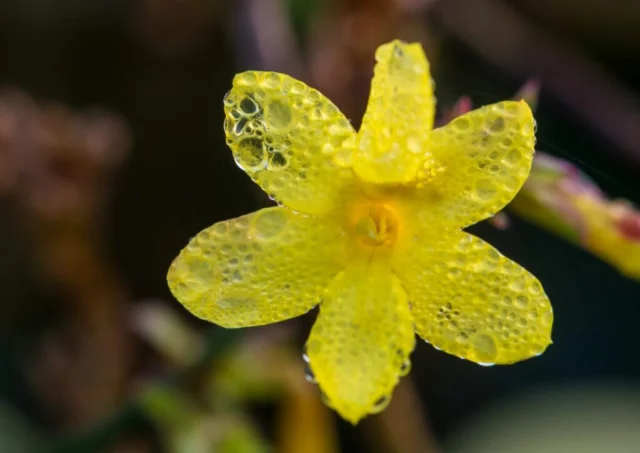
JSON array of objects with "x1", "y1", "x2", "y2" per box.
[{"x1": 168, "y1": 40, "x2": 553, "y2": 424}]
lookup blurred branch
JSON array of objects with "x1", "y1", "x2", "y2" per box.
[
  {"x1": 48, "y1": 328, "x2": 239, "y2": 453},
  {"x1": 432, "y1": 0, "x2": 640, "y2": 169},
  {"x1": 363, "y1": 377, "x2": 441, "y2": 453},
  {"x1": 509, "y1": 152, "x2": 640, "y2": 280}
]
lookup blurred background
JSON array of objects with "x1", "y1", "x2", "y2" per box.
[{"x1": 1, "y1": 0, "x2": 640, "y2": 452}]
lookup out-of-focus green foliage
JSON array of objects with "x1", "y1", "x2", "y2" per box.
[{"x1": 0, "y1": 403, "x2": 43, "y2": 453}]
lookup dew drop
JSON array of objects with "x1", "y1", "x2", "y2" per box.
[
  {"x1": 371, "y1": 395, "x2": 390, "y2": 413},
  {"x1": 239, "y1": 97, "x2": 259, "y2": 115},
  {"x1": 399, "y1": 359, "x2": 411, "y2": 376},
  {"x1": 506, "y1": 148, "x2": 522, "y2": 165},
  {"x1": 236, "y1": 72, "x2": 257, "y2": 86},
  {"x1": 475, "y1": 179, "x2": 498, "y2": 200},
  {"x1": 453, "y1": 117, "x2": 471, "y2": 131},
  {"x1": 407, "y1": 135, "x2": 422, "y2": 153},
  {"x1": 473, "y1": 333, "x2": 497, "y2": 362},
  {"x1": 251, "y1": 208, "x2": 288, "y2": 240},
  {"x1": 489, "y1": 117, "x2": 505, "y2": 132},
  {"x1": 478, "y1": 362, "x2": 495, "y2": 367},
  {"x1": 223, "y1": 90, "x2": 235, "y2": 106},
  {"x1": 304, "y1": 363, "x2": 317, "y2": 383},
  {"x1": 268, "y1": 152, "x2": 288, "y2": 170},
  {"x1": 322, "y1": 142, "x2": 334, "y2": 155},
  {"x1": 291, "y1": 80, "x2": 306, "y2": 94},
  {"x1": 234, "y1": 117, "x2": 248, "y2": 135},
  {"x1": 262, "y1": 73, "x2": 281, "y2": 88},
  {"x1": 393, "y1": 44, "x2": 404, "y2": 59},
  {"x1": 265, "y1": 100, "x2": 292, "y2": 129},
  {"x1": 234, "y1": 138, "x2": 266, "y2": 171},
  {"x1": 516, "y1": 295, "x2": 529, "y2": 308}
]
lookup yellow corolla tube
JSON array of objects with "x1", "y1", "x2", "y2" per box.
[{"x1": 167, "y1": 40, "x2": 553, "y2": 424}]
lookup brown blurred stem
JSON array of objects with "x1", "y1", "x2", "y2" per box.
[
  {"x1": 432, "y1": 0, "x2": 640, "y2": 169},
  {"x1": 363, "y1": 377, "x2": 441, "y2": 453}
]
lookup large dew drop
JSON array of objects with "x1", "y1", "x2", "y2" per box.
[
  {"x1": 265, "y1": 99, "x2": 292, "y2": 129},
  {"x1": 234, "y1": 138, "x2": 266, "y2": 171},
  {"x1": 473, "y1": 333, "x2": 497, "y2": 363}
]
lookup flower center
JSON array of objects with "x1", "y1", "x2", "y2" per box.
[{"x1": 353, "y1": 203, "x2": 399, "y2": 247}]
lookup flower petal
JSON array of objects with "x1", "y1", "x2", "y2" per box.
[
  {"x1": 167, "y1": 207, "x2": 347, "y2": 327},
  {"x1": 392, "y1": 228, "x2": 552, "y2": 365},
  {"x1": 353, "y1": 40, "x2": 435, "y2": 184},
  {"x1": 224, "y1": 72, "x2": 357, "y2": 215},
  {"x1": 414, "y1": 100, "x2": 535, "y2": 228},
  {"x1": 305, "y1": 257, "x2": 415, "y2": 424}
]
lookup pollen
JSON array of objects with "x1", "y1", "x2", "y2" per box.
[{"x1": 351, "y1": 202, "x2": 400, "y2": 247}]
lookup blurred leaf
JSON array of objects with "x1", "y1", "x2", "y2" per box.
[
  {"x1": 132, "y1": 300, "x2": 204, "y2": 367},
  {"x1": 208, "y1": 335, "x2": 295, "y2": 406},
  {"x1": 170, "y1": 413, "x2": 269, "y2": 453},
  {"x1": 216, "y1": 419, "x2": 270, "y2": 453},
  {"x1": 138, "y1": 384, "x2": 197, "y2": 429}
]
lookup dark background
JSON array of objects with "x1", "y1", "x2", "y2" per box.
[{"x1": 1, "y1": 1, "x2": 640, "y2": 452}]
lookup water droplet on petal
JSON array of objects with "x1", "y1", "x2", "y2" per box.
[
  {"x1": 239, "y1": 97, "x2": 259, "y2": 115},
  {"x1": 407, "y1": 135, "x2": 422, "y2": 153},
  {"x1": 473, "y1": 333, "x2": 498, "y2": 362},
  {"x1": 399, "y1": 359, "x2": 411, "y2": 376},
  {"x1": 475, "y1": 179, "x2": 498, "y2": 201},
  {"x1": 265, "y1": 100, "x2": 292, "y2": 129},
  {"x1": 371, "y1": 395, "x2": 390, "y2": 413},
  {"x1": 234, "y1": 138, "x2": 267, "y2": 171},
  {"x1": 223, "y1": 90, "x2": 235, "y2": 106},
  {"x1": 268, "y1": 152, "x2": 288, "y2": 170},
  {"x1": 304, "y1": 363, "x2": 317, "y2": 383}
]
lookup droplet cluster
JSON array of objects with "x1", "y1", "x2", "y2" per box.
[
  {"x1": 393, "y1": 228, "x2": 552, "y2": 365},
  {"x1": 167, "y1": 207, "x2": 347, "y2": 327},
  {"x1": 224, "y1": 71, "x2": 356, "y2": 215},
  {"x1": 354, "y1": 40, "x2": 436, "y2": 184},
  {"x1": 305, "y1": 261, "x2": 415, "y2": 423},
  {"x1": 419, "y1": 100, "x2": 536, "y2": 228}
]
